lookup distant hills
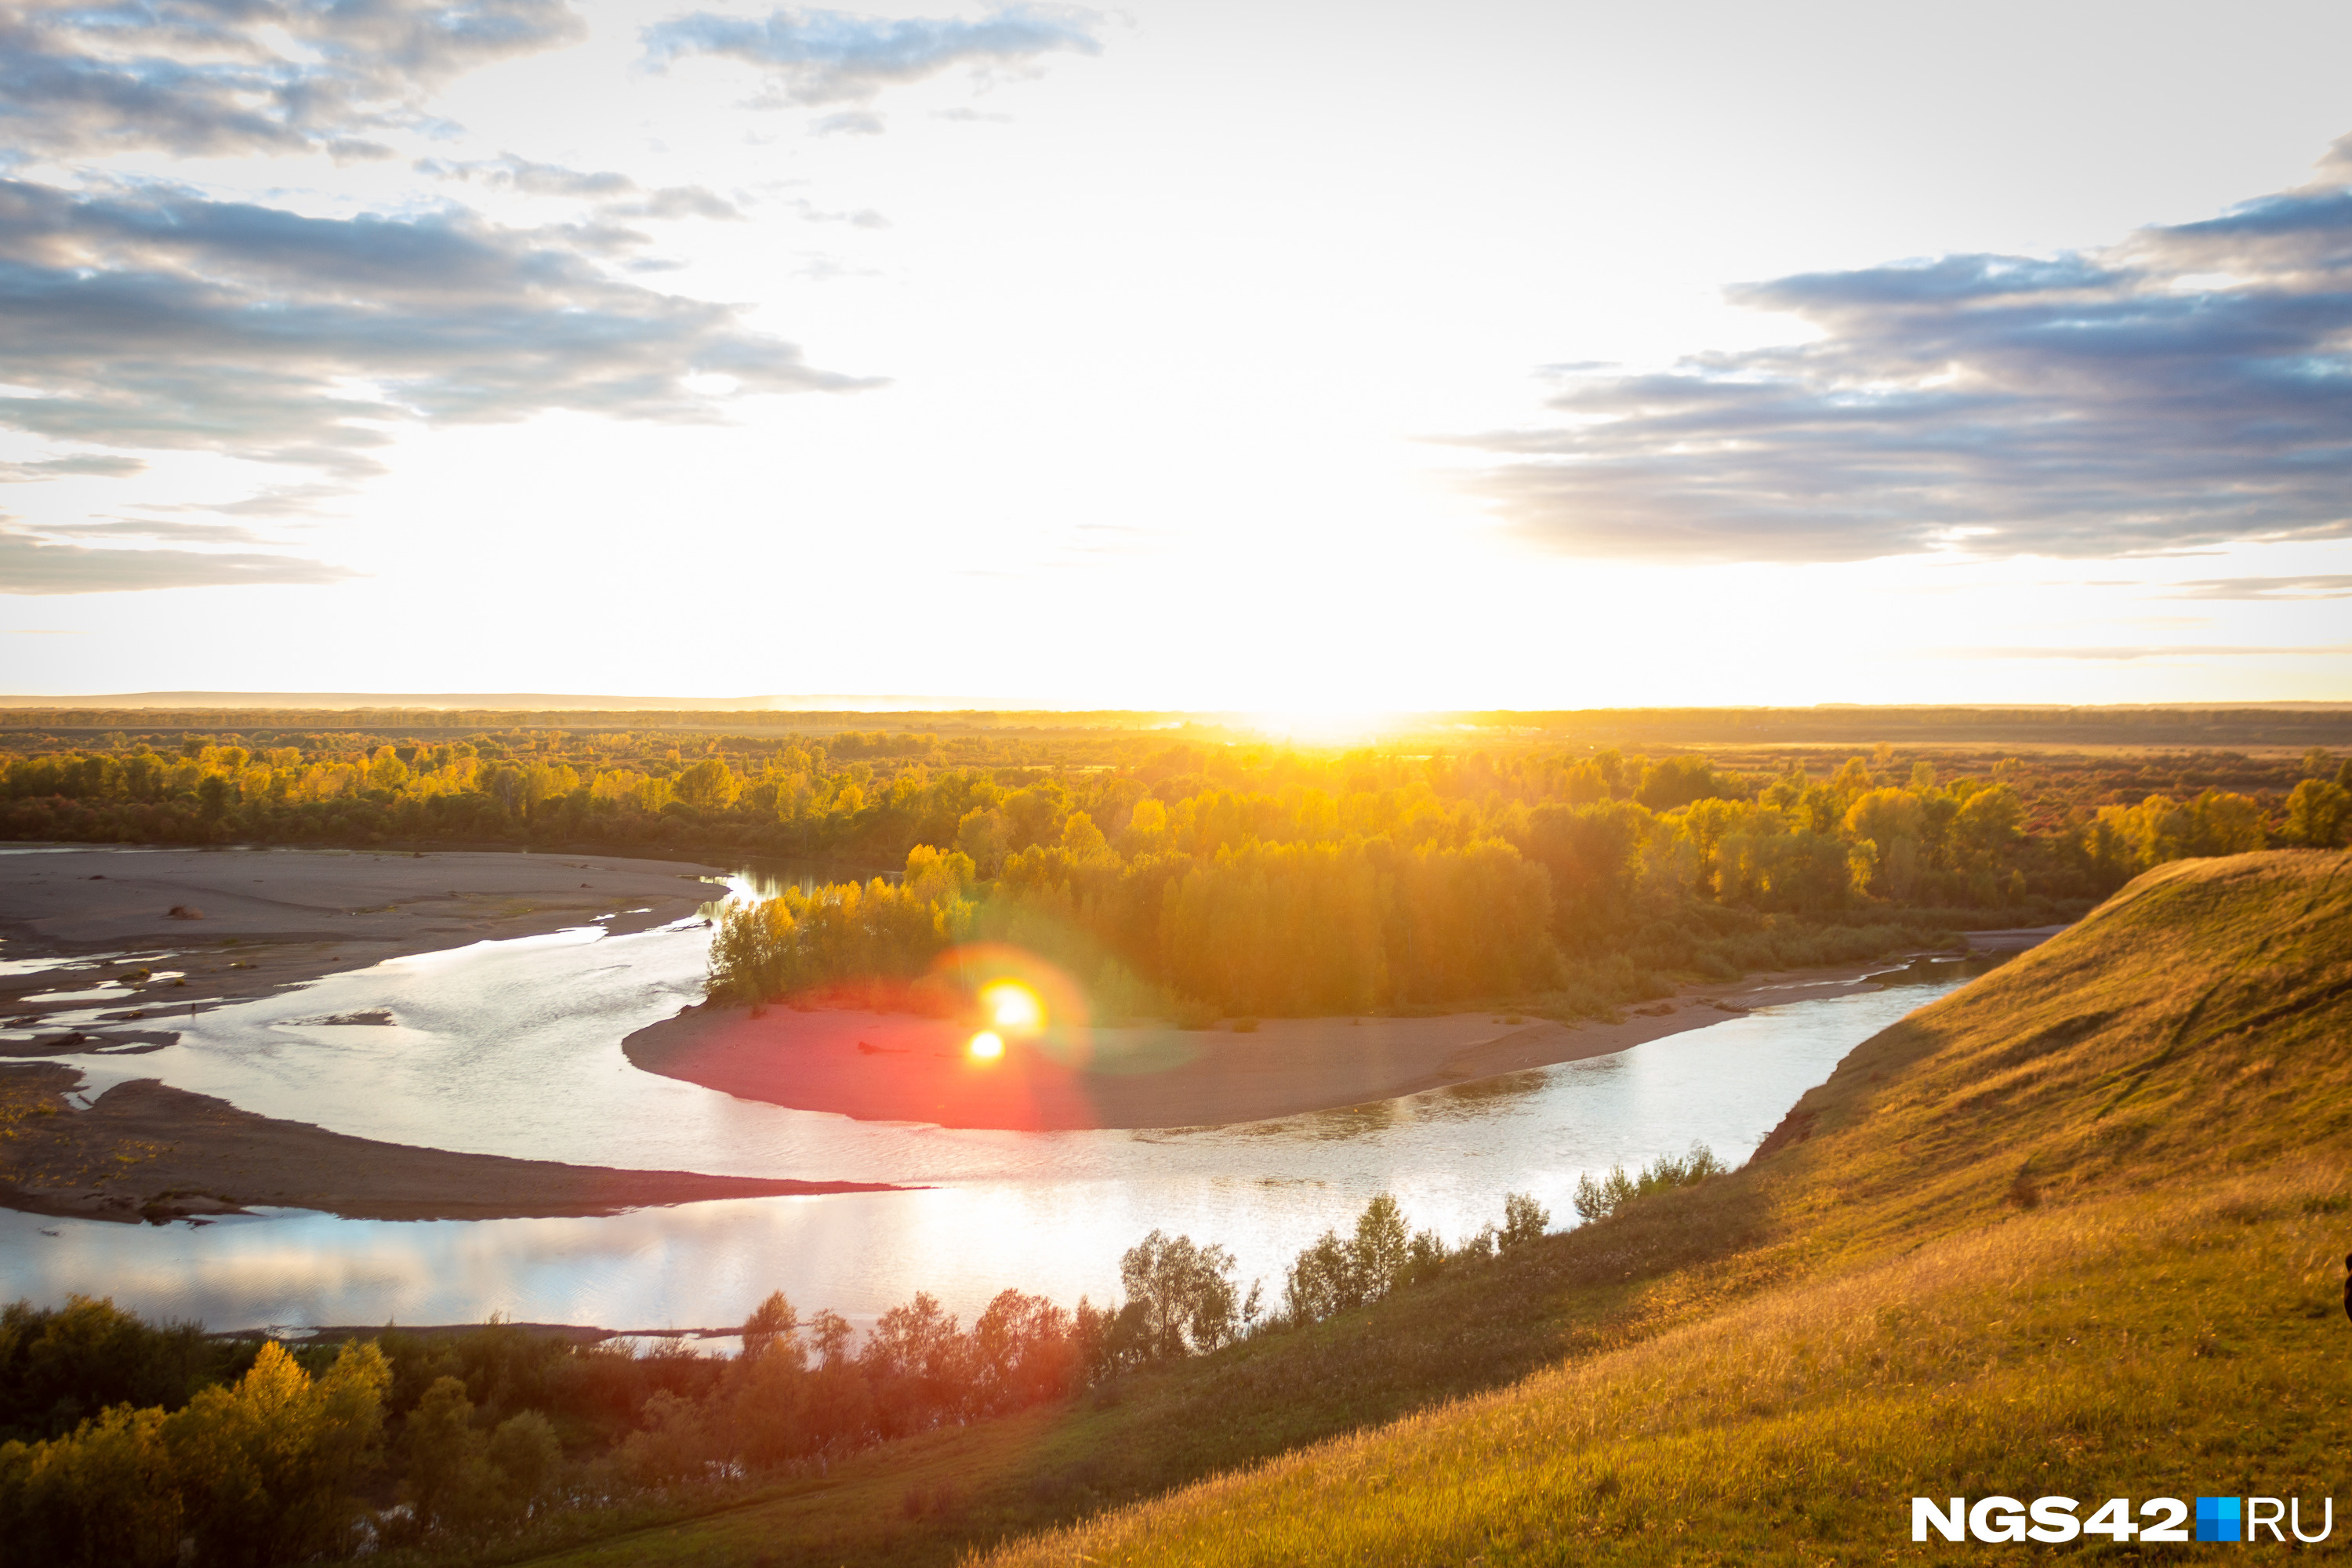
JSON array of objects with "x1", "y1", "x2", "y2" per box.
[
  {"x1": 2, "y1": 699, "x2": 2349, "y2": 747},
  {"x1": 0, "y1": 691, "x2": 977, "y2": 712}
]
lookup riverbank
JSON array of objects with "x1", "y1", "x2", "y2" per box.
[
  {"x1": 0, "y1": 1061, "x2": 902, "y2": 1222},
  {"x1": 623, "y1": 967, "x2": 1901, "y2": 1132},
  {"x1": 0, "y1": 844, "x2": 726, "y2": 1051}
]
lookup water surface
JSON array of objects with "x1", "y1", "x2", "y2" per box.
[{"x1": 0, "y1": 918, "x2": 1963, "y2": 1334}]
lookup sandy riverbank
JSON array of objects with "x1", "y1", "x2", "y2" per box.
[
  {"x1": 0, "y1": 845, "x2": 727, "y2": 1051},
  {"x1": 0, "y1": 1062, "x2": 901, "y2": 1223},
  {"x1": 623, "y1": 967, "x2": 1900, "y2": 1132}
]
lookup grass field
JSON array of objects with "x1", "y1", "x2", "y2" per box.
[{"x1": 499, "y1": 848, "x2": 2352, "y2": 1568}]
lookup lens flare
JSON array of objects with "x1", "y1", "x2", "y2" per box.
[
  {"x1": 981, "y1": 979, "x2": 1044, "y2": 1031},
  {"x1": 927, "y1": 943, "x2": 1090, "y2": 1067},
  {"x1": 968, "y1": 1030, "x2": 1004, "y2": 1060}
]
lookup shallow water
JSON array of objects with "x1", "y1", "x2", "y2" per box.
[{"x1": 0, "y1": 913, "x2": 1967, "y2": 1334}]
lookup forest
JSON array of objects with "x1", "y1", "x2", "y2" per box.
[
  {"x1": 0, "y1": 1187, "x2": 1556, "y2": 1566},
  {"x1": 5, "y1": 727, "x2": 2347, "y2": 1017}
]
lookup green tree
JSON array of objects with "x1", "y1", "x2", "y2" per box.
[
  {"x1": 1499, "y1": 1191, "x2": 1549, "y2": 1249},
  {"x1": 401, "y1": 1375, "x2": 493, "y2": 1534},
  {"x1": 1118, "y1": 1232, "x2": 1242, "y2": 1359},
  {"x1": 164, "y1": 1339, "x2": 390, "y2": 1566},
  {"x1": 740, "y1": 1291, "x2": 802, "y2": 1365},
  {"x1": 903, "y1": 844, "x2": 975, "y2": 907},
  {"x1": 1348, "y1": 1194, "x2": 1411, "y2": 1298},
  {"x1": 0, "y1": 1403, "x2": 182, "y2": 1568},
  {"x1": 197, "y1": 774, "x2": 233, "y2": 821},
  {"x1": 485, "y1": 1410, "x2": 559, "y2": 1507},
  {"x1": 674, "y1": 757, "x2": 741, "y2": 811},
  {"x1": 2284, "y1": 778, "x2": 2351, "y2": 849},
  {"x1": 1952, "y1": 782, "x2": 2024, "y2": 866}
]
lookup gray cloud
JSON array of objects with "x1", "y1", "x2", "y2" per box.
[
  {"x1": 0, "y1": 454, "x2": 145, "y2": 481},
  {"x1": 2162, "y1": 575, "x2": 2352, "y2": 600},
  {"x1": 0, "y1": 526, "x2": 360, "y2": 592},
  {"x1": 422, "y1": 154, "x2": 744, "y2": 220},
  {"x1": 1472, "y1": 136, "x2": 2352, "y2": 564},
  {"x1": 812, "y1": 108, "x2": 884, "y2": 135},
  {"x1": 781, "y1": 195, "x2": 888, "y2": 227},
  {"x1": 642, "y1": 4, "x2": 1098, "y2": 107},
  {"x1": 0, "y1": 0, "x2": 586, "y2": 158},
  {"x1": 615, "y1": 185, "x2": 742, "y2": 220},
  {"x1": 0, "y1": 176, "x2": 876, "y2": 475},
  {"x1": 31, "y1": 516, "x2": 274, "y2": 541}
]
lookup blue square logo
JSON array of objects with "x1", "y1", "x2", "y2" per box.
[{"x1": 2197, "y1": 1497, "x2": 2241, "y2": 1543}]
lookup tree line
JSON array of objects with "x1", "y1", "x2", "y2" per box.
[
  {"x1": 6, "y1": 732, "x2": 2345, "y2": 1017},
  {"x1": 0, "y1": 1188, "x2": 1563, "y2": 1566},
  {"x1": 705, "y1": 747, "x2": 2351, "y2": 1018}
]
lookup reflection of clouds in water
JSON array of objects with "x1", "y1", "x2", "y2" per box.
[{"x1": 2, "y1": 979, "x2": 1962, "y2": 1334}]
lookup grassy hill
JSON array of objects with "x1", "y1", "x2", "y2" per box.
[
  {"x1": 971, "y1": 848, "x2": 2352, "y2": 1565},
  {"x1": 506, "y1": 849, "x2": 2352, "y2": 1568}
]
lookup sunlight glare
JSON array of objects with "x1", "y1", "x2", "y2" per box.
[
  {"x1": 1249, "y1": 710, "x2": 1403, "y2": 746},
  {"x1": 967, "y1": 1030, "x2": 1004, "y2": 1060},
  {"x1": 980, "y1": 980, "x2": 1044, "y2": 1031}
]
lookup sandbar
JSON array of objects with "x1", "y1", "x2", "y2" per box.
[
  {"x1": 0, "y1": 844, "x2": 728, "y2": 1049},
  {"x1": 622, "y1": 968, "x2": 1893, "y2": 1133},
  {"x1": 0, "y1": 1062, "x2": 899, "y2": 1224}
]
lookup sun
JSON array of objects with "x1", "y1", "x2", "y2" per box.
[
  {"x1": 967, "y1": 1030, "x2": 1005, "y2": 1060},
  {"x1": 1248, "y1": 710, "x2": 1405, "y2": 746}
]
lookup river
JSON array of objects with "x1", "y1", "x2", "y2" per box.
[{"x1": 0, "y1": 916, "x2": 1973, "y2": 1336}]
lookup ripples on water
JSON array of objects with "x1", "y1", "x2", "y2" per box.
[{"x1": 0, "y1": 917, "x2": 1974, "y2": 1334}]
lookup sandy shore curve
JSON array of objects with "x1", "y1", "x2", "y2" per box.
[{"x1": 623, "y1": 968, "x2": 1893, "y2": 1133}]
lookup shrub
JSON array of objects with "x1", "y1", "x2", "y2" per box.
[
  {"x1": 1499, "y1": 1191, "x2": 1551, "y2": 1249},
  {"x1": 1573, "y1": 1142, "x2": 1728, "y2": 1223}
]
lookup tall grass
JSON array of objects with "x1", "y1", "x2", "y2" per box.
[
  {"x1": 976, "y1": 849, "x2": 2352, "y2": 1566},
  {"x1": 488, "y1": 849, "x2": 2350, "y2": 1568},
  {"x1": 985, "y1": 1167, "x2": 2352, "y2": 1565}
]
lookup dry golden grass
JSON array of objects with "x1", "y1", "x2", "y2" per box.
[{"x1": 979, "y1": 850, "x2": 2352, "y2": 1566}]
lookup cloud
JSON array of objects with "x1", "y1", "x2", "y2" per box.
[
  {"x1": 1471, "y1": 134, "x2": 2352, "y2": 564},
  {"x1": 0, "y1": 454, "x2": 145, "y2": 481},
  {"x1": 642, "y1": 4, "x2": 1099, "y2": 107},
  {"x1": 422, "y1": 154, "x2": 744, "y2": 219},
  {"x1": 29, "y1": 516, "x2": 274, "y2": 541},
  {"x1": 0, "y1": 176, "x2": 876, "y2": 474},
  {"x1": 812, "y1": 108, "x2": 884, "y2": 135},
  {"x1": 0, "y1": 526, "x2": 360, "y2": 593},
  {"x1": 792, "y1": 198, "x2": 888, "y2": 227},
  {"x1": 158, "y1": 481, "x2": 357, "y2": 517},
  {"x1": 0, "y1": 0, "x2": 587, "y2": 158},
  {"x1": 2161, "y1": 575, "x2": 2352, "y2": 600}
]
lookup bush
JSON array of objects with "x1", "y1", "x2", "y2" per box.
[
  {"x1": 1573, "y1": 1142, "x2": 1728, "y2": 1223},
  {"x1": 0, "y1": 1294, "x2": 237, "y2": 1443},
  {"x1": 1284, "y1": 1192, "x2": 1544, "y2": 1326},
  {"x1": 0, "y1": 1403, "x2": 181, "y2": 1567}
]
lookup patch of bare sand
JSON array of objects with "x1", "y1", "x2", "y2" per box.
[
  {"x1": 0, "y1": 846, "x2": 726, "y2": 1044},
  {"x1": 623, "y1": 969, "x2": 1886, "y2": 1131},
  {"x1": 0, "y1": 1062, "x2": 899, "y2": 1223}
]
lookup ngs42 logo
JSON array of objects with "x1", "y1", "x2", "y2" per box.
[{"x1": 1915, "y1": 1495, "x2": 2334, "y2": 1544}]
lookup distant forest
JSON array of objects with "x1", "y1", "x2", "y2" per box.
[{"x1": 4, "y1": 724, "x2": 2346, "y2": 1017}]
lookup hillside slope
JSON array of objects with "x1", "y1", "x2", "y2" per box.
[{"x1": 982, "y1": 850, "x2": 2352, "y2": 1566}]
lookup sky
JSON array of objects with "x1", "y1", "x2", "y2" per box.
[{"x1": 1, "y1": 0, "x2": 2348, "y2": 710}]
